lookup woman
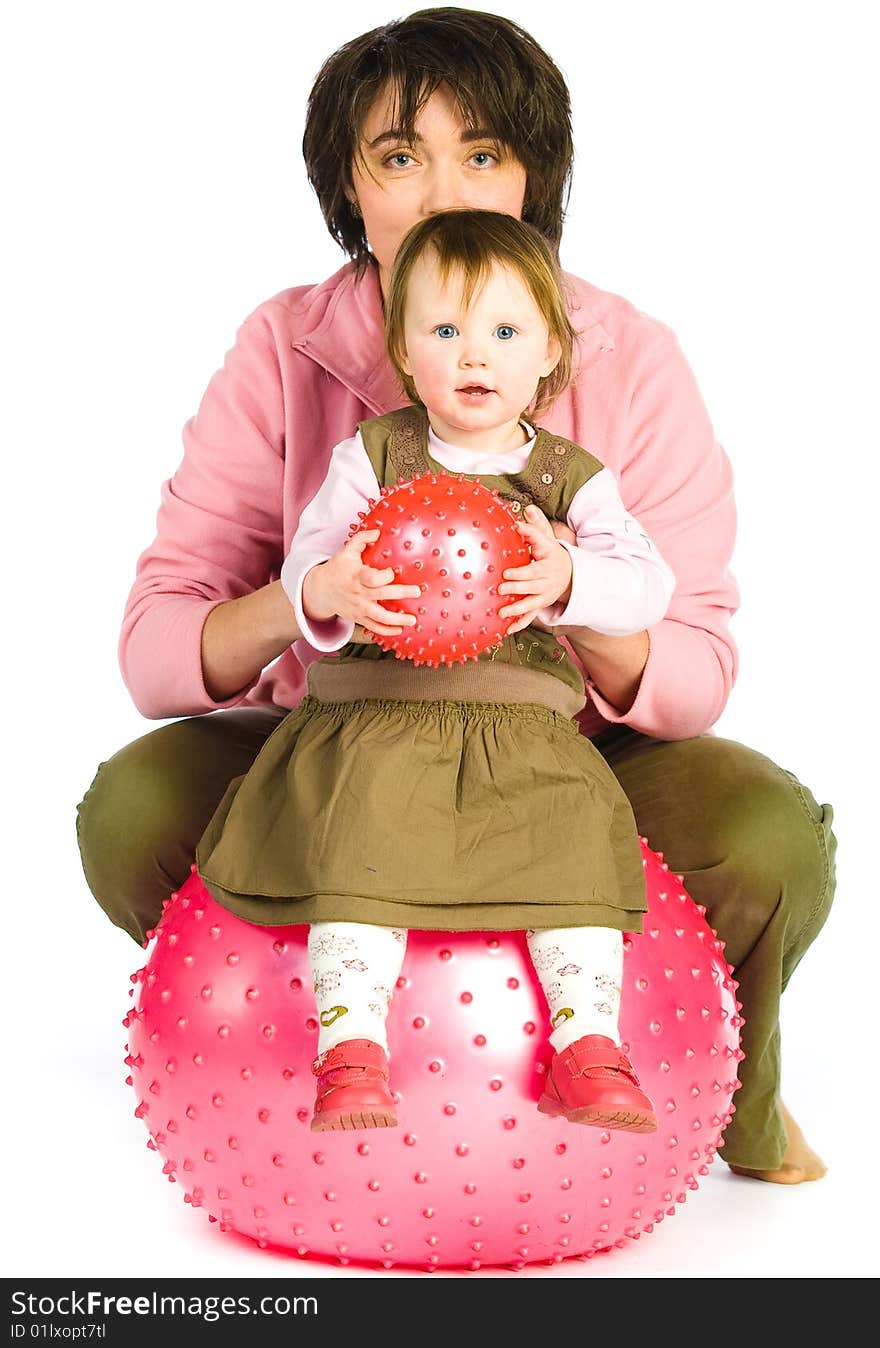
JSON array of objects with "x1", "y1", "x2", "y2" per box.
[{"x1": 76, "y1": 6, "x2": 835, "y2": 1184}]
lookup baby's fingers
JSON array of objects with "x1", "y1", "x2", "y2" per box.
[
  {"x1": 365, "y1": 600, "x2": 417, "y2": 628},
  {"x1": 379, "y1": 583, "x2": 423, "y2": 602},
  {"x1": 360, "y1": 560, "x2": 396, "y2": 586},
  {"x1": 498, "y1": 577, "x2": 539, "y2": 596},
  {"x1": 361, "y1": 611, "x2": 415, "y2": 637},
  {"x1": 346, "y1": 528, "x2": 381, "y2": 557},
  {"x1": 504, "y1": 614, "x2": 535, "y2": 636},
  {"x1": 515, "y1": 523, "x2": 556, "y2": 557},
  {"x1": 498, "y1": 597, "x2": 538, "y2": 619},
  {"x1": 362, "y1": 619, "x2": 408, "y2": 637}
]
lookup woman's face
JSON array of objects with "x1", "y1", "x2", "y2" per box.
[{"x1": 349, "y1": 82, "x2": 528, "y2": 298}]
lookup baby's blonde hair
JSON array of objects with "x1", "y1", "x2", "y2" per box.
[{"x1": 385, "y1": 209, "x2": 576, "y2": 416}]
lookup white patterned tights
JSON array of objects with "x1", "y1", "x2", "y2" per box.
[{"x1": 308, "y1": 922, "x2": 624, "y2": 1055}]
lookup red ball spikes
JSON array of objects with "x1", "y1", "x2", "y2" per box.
[{"x1": 348, "y1": 473, "x2": 531, "y2": 667}]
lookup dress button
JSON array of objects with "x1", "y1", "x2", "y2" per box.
[
  {"x1": 553, "y1": 445, "x2": 566, "y2": 457},
  {"x1": 541, "y1": 473, "x2": 553, "y2": 485}
]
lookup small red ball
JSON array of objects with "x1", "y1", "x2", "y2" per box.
[{"x1": 349, "y1": 472, "x2": 531, "y2": 666}]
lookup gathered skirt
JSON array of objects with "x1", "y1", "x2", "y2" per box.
[{"x1": 196, "y1": 684, "x2": 647, "y2": 934}]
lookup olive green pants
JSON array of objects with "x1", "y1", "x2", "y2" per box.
[{"x1": 75, "y1": 708, "x2": 836, "y2": 1170}]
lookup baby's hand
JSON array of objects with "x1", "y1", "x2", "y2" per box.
[
  {"x1": 302, "y1": 529, "x2": 422, "y2": 638},
  {"x1": 497, "y1": 505, "x2": 574, "y2": 636}
]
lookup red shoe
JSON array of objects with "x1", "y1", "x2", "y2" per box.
[
  {"x1": 310, "y1": 1038, "x2": 398, "y2": 1132},
  {"x1": 538, "y1": 1034, "x2": 658, "y2": 1133}
]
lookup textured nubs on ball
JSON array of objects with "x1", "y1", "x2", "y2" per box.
[
  {"x1": 124, "y1": 843, "x2": 744, "y2": 1270},
  {"x1": 350, "y1": 472, "x2": 531, "y2": 666}
]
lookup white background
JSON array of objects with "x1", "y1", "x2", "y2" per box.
[{"x1": 3, "y1": 0, "x2": 878, "y2": 1281}]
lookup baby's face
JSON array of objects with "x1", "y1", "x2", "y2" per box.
[{"x1": 400, "y1": 254, "x2": 561, "y2": 442}]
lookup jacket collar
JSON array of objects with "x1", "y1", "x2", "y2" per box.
[{"x1": 291, "y1": 259, "x2": 616, "y2": 414}]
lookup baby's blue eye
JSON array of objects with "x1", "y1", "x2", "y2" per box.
[
  {"x1": 494, "y1": 325, "x2": 516, "y2": 340},
  {"x1": 434, "y1": 324, "x2": 458, "y2": 339}
]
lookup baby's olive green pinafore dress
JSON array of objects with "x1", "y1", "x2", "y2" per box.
[{"x1": 196, "y1": 405, "x2": 647, "y2": 934}]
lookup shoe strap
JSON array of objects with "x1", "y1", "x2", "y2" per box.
[
  {"x1": 562, "y1": 1042, "x2": 640, "y2": 1084},
  {"x1": 312, "y1": 1039, "x2": 389, "y2": 1080}
]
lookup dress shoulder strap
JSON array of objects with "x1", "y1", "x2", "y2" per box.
[
  {"x1": 357, "y1": 405, "x2": 432, "y2": 488},
  {"x1": 512, "y1": 424, "x2": 606, "y2": 512}
]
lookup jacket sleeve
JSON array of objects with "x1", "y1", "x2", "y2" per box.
[
  {"x1": 582, "y1": 326, "x2": 740, "y2": 739},
  {"x1": 118, "y1": 306, "x2": 286, "y2": 718}
]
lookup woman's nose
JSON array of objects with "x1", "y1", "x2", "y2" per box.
[{"x1": 420, "y1": 163, "x2": 468, "y2": 216}]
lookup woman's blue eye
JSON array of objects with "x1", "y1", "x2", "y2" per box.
[
  {"x1": 494, "y1": 325, "x2": 516, "y2": 340},
  {"x1": 434, "y1": 324, "x2": 458, "y2": 339}
]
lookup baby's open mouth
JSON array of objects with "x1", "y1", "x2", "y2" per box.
[{"x1": 457, "y1": 384, "x2": 494, "y2": 398}]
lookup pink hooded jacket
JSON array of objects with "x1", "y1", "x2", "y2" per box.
[{"x1": 119, "y1": 261, "x2": 739, "y2": 741}]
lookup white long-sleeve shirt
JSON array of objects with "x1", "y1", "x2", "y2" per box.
[{"x1": 281, "y1": 421, "x2": 677, "y2": 670}]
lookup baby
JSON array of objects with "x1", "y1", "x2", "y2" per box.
[{"x1": 196, "y1": 208, "x2": 676, "y2": 1135}]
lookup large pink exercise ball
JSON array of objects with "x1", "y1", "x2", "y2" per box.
[{"x1": 124, "y1": 842, "x2": 743, "y2": 1270}]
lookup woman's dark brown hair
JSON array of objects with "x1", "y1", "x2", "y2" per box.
[{"x1": 302, "y1": 7, "x2": 573, "y2": 276}]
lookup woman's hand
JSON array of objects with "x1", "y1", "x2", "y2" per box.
[
  {"x1": 302, "y1": 529, "x2": 422, "y2": 638},
  {"x1": 497, "y1": 505, "x2": 574, "y2": 636}
]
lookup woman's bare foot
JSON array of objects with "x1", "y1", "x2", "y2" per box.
[{"x1": 728, "y1": 1102, "x2": 827, "y2": 1184}]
